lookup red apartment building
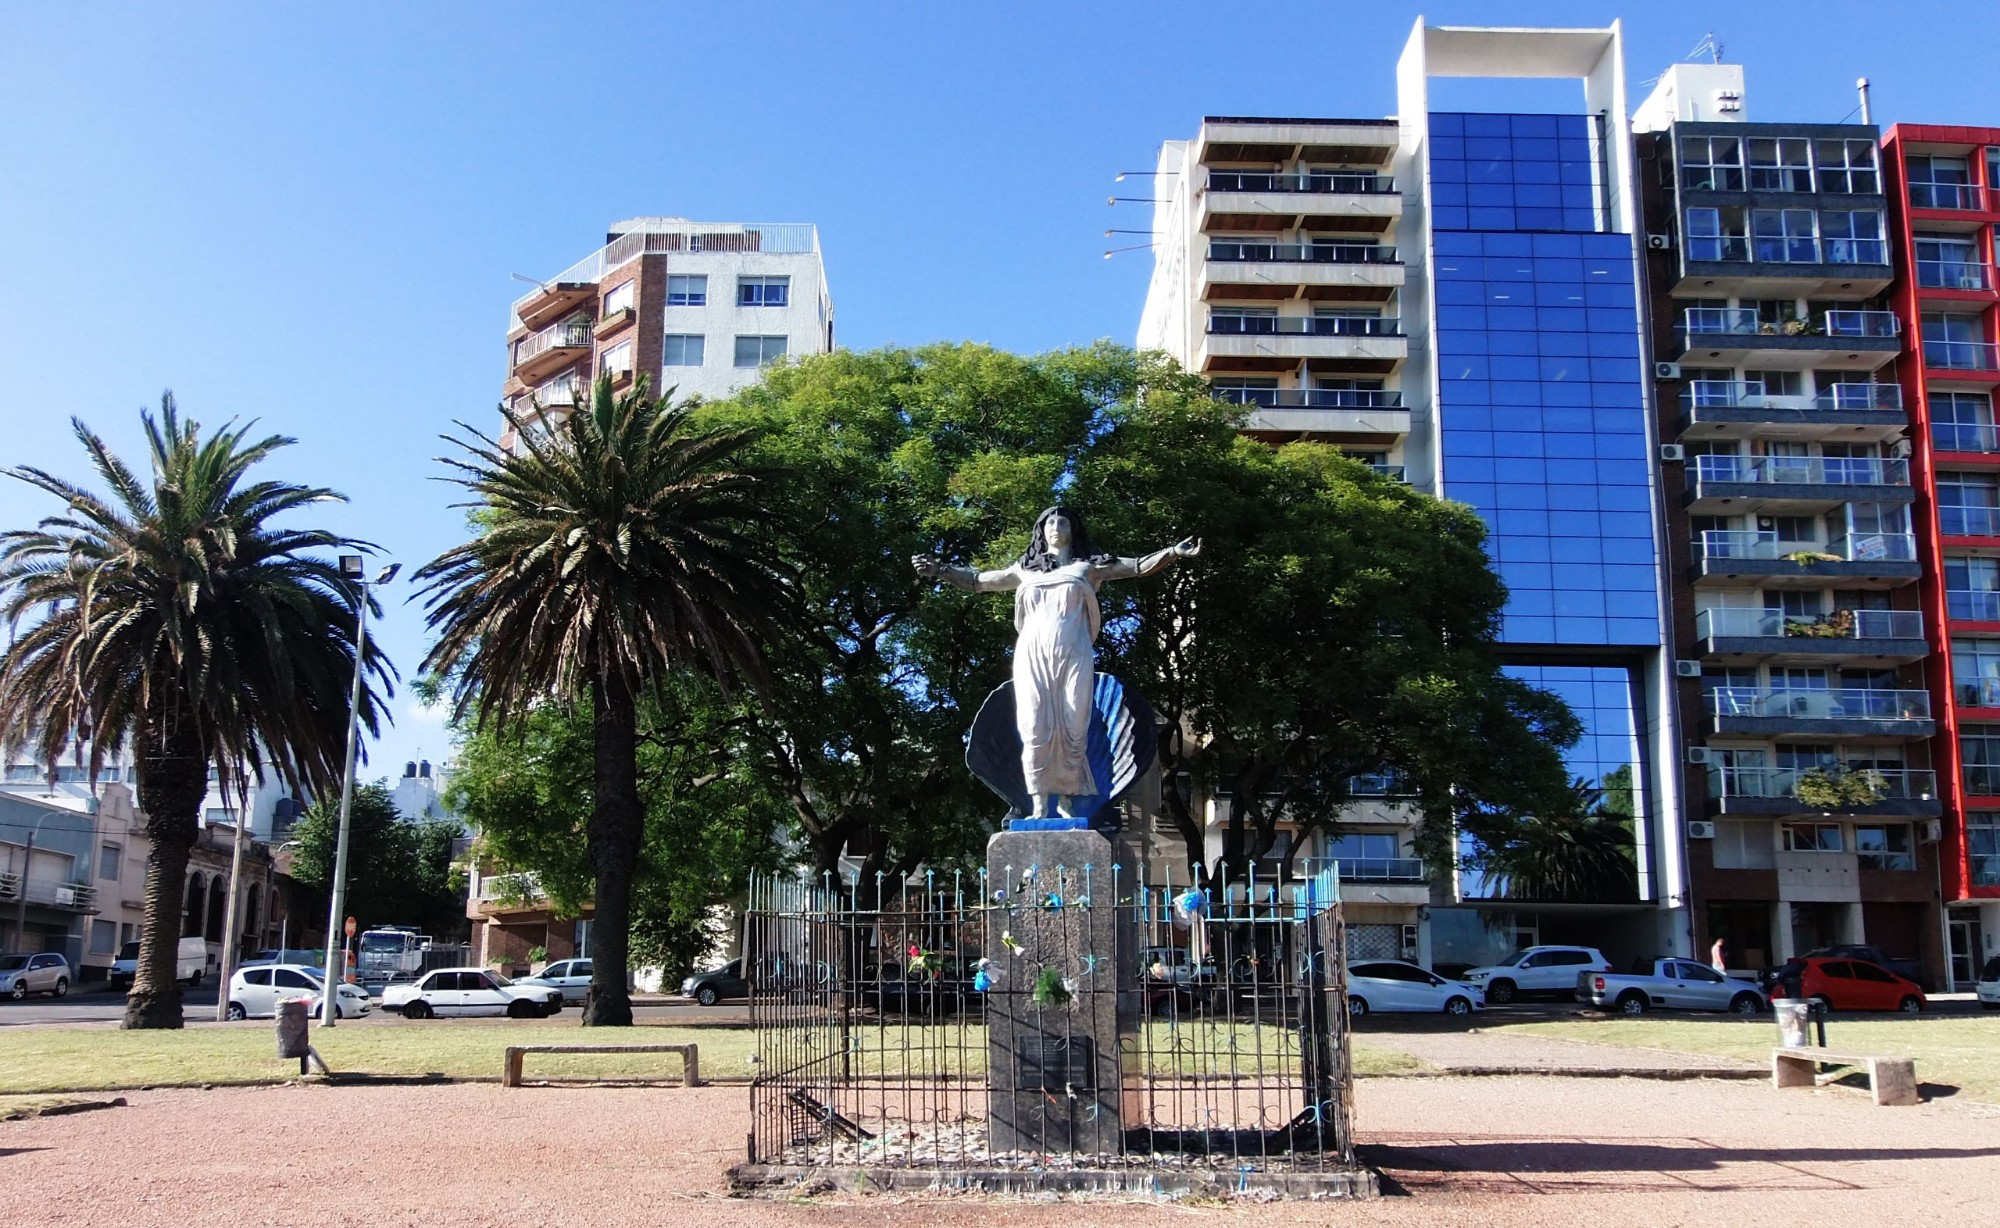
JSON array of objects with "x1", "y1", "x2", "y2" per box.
[{"x1": 1883, "y1": 124, "x2": 2000, "y2": 988}]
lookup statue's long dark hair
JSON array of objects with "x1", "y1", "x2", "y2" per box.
[{"x1": 1019, "y1": 505, "x2": 1114, "y2": 573}]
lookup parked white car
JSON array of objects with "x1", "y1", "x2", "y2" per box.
[
  {"x1": 225, "y1": 963, "x2": 372, "y2": 1020},
  {"x1": 1346, "y1": 960, "x2": 1484, "y2": 1017},
  {"x1": 513, "y1": 958, "x2": 594, "y2": 1006},
  {"x1": 1462, "y1": 945, "x2": 1615, "y2": 1004},
  {"x1": 381, "y1": 967, "x2": 562, "y2": 1019},
  {"x1": 1978, "y1": 956, "x2": 2000, "y2": 1011}
]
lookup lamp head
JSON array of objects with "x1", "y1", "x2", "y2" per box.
[
  {"x1": 374, "y1": 563, "x2": 402, "y2": 585},
  {"x1": 339, "y1": 555, "x2": 364, "y2": 579}
]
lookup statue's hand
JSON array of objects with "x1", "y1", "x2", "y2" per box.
[
  {"x1": 911, "y1": 554, "x2": 944, "y2": 578},
  {"x1": 1173, "y1": 537, "x2": 1202, "y2": 559}
]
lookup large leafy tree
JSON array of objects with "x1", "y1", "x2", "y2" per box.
[
  {"x1": 416, "y1": 375, "x2": 793, "y2": 1025},
  {"x1": 0, "y1": 396, "x2": 392, "y2": 1028},
  {"x1": 288, "y1": 781, "x2": 466, "y2": 940}
]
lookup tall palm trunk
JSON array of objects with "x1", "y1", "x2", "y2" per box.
[
  {"x1": 123, "y1": 719, "x2": 208, "y2": 1030},
  {"x1": 583, "y1": 676, "x2": 642, "y2": 1026}
]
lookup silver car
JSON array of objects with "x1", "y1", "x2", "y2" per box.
[
  {"x1": 514, "y1": 958, "x2": 594, "y2": 1005},
  {"x1": 0, "y1": 952, "x2": 72, "y2": 999}
]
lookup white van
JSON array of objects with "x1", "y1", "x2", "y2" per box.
[{"x1": 109, "y1": 937, "x2": 211, "y2": 988}]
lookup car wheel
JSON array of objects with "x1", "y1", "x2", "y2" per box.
[
  {"x1": 186, "y1": 971, "x2": 201, "y2": 987},
  {"x1": 1729, "y1": 992, "x2": 1762, "y2": 1017},
  {"x1": 1443, "y1": 995, "x2": 1472, "y2": 1016},
  {"x1": 507, "y1": 999, "x2": 536, "y2": 1019},
  {"x1": 1347, "y1": 995, "x2": 1368, "y2": 1019},
  {"x1": 1485, "y1": 979, "x2": 1517, "y2": 1005},
  {"x1": 695, "y1": 986, "x2": 720, "y2": 1007},
  {"x1": 53, "y1": 978, "x2": 68, "y2": 999},
  {"x1": 1617, "y1": 991, "x2": 1648, "y2": 1016},
  {"x1": 8, "y1": 981, "x2": 25, "y2": 1000},
  {"x1": 226, "y1": 1002, "x2": 247, "y2": 1021},
  {"x1": 1898, "y1": 995, "x2": 1923, "y2": 1014},
  {"x1": 404, "y1": 1000, "x2": 433, "y2": 1020}
]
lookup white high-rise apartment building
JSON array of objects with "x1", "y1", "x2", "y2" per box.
[{"x1": 501, "y1": 218, "x2": 833, "y2": 448}]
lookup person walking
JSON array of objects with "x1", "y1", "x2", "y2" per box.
[{"x1": 1710, "y1": 936, "x2": 1729, "y2": 975}]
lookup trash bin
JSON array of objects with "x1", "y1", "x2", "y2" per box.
[
  {"x1": 1772, "y1": 997, "x2": 1811, "y2": 1048},
  {"x1": 276, "y1": 999, "x2": 310, "y2": 1061}
]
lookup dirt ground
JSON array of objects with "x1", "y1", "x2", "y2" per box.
[{"x1": 7, "y1": 1075, "x2": 1998, "y2": 1227}]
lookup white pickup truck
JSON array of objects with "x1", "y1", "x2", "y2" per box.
[{"x1": 1577, "y1": 958, "x2": 1767, "y2": 1016}]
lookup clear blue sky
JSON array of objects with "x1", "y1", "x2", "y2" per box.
[{"x1": 2, "y1": 1, "x2": 1994, "y2": 779}]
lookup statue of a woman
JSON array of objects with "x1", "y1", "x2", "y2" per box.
[{"x1": 914, "y1": 507, "x2": 1199, "y2": 818}]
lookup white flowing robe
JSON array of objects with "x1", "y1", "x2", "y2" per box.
[{"x1": 961, "y1": 552, "x2": 1173, "y2": 802}]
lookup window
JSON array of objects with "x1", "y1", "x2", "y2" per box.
[
  {"x1": 1933, "y1": 391, "x2": 1996, "y2": 452},
  {"x1": 1970, "y1": 812, "x2": 2000, "y2": 886},
  {"x1": 243, "y1": 968, "x2": 272, "y2": 987},
  {"x1": 1814, "y1": 139, "x2": 1879, "y2": 193},
  {"x1": 661, "y1": 334, "x2": 705, "y2": 367},
  {"x1": 1209, "y1": 307, "x2": 1279, "y2": 334},
  {"x1": 1751, "y1": 209, "x2": 1818, "y2": 263},
  {"x1": 1916, "y1": 235, "x2": 1986, "y2": 290},
  {"x1": 1851, "y1": 961, "x2": 1899, "y2": 983},
  {"x1": 1677, "y1": 962, "x2": 1726, "y2": 983},
  {"x1": 601, "y1": 280, "x2": 634, "y2": 317},
  {"x1": 1781, "y1": 822, "x2": 1844, "y2": 852},
  {"x1": 666, "y1": 275, "x2": 706, "y2": 307},
  {"x1": 1924, "y1": 311, "x2": 1990, "y2": 369},
  {"x1": 1955, "y1": 638, "x2": 2000, "y2": 706},
  {"x1": 1681, "y1": 136, "x2": 1744, "y2": 191},
  {"x1": 90, "y1": 920, "x2": 116, "y2": 955},
  {"x1": 1964, "y1": 726, "x2": 2000, "y2": 794},
  {"x1": 275, "y1": 969, "x2": 317, "y2": 990},
  {"x1": 1907, "y1": 154, "x2": 1975, "y2": 209},
  {"x1": 1854, "y1": 824, "x2": 1914, "y2": 870},
  {"x1": 737, "y1": 275, "x2": 790, "y2": 307},
  {"x1": 1938, "y1": 473, "x2": 2000, "y2": 535},
  {"x1": 98, "y1": 842, "x2": 120, "y2": 882},
  {"x1": 1820, "y1": 211, "x2": 1885, "y2": 264},
  {"x1": 600, "y1": 340, "x2": 633, "y2": 375},
  {"x1": 1683, "y1": 206, "x2": 1748, "y2": 262},
  {"x1": 733, "y1": 335, "x2": 788, "y2": 367},
  {"x1": 1748, "y1": 137, "x2": 1813, "y2": 192}
]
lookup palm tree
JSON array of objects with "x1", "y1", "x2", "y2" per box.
[
  {"x1": 0, "y1": 396, "x2": 392, "y2": 1028},
  {"x1": 417, "y1": 375, "x2": 792, "y2": 1026},
  {"x1": 1474, "y1": 775, "x2": 1640, "y2": 903}
]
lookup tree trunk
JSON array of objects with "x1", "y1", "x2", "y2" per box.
[
  {"x1": 583, "y1": 676, "x2": 642, "y2": 1026},
  {"x1": 122, "y1": 718, "x2": 208, "y2": 1030}
]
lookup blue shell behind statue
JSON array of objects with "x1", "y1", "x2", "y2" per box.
[{"x1": 964, "y1": 672, "x2": 1157, "y2": 831}]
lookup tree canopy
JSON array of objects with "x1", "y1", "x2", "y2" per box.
[{"x1": 288, "y1": 781, "x2": 467, "y2": 941}]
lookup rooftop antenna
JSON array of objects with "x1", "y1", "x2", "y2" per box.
[{"x1": 1686, "y1": 32, "x2": 1722, "y2": 64}]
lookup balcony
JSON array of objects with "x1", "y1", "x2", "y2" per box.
[
  {"x1": 1958, "y1": 677, "x2": 2000, "y2": 708},
  {"x1": 0, "y1": 875, "x2": 97, "y2": 912},
  {"x1": 1210, "y1": 172, "x2": 1395, "y2": 195},
  {"x1": 513, "y1": 282, "x2": 599, "y2": 333},
  {"x1": 1686, "y1": 454, "x2": 1911, "y2": 514},
  {"x1": 1215, "y1": 387, "x2": 1410, "y2": 441},
  {"x1": 1947, "y1": 590, "x2": 2000, "y2": 621},
  {"x1": 1916, "y1": 261, "x2": 1994, "y2": 292},
  {"x1": 473, "y1": 871, "x2": 547, "y2": 915},
  {"x1": 1705, "y1": 765, "x2": 1940, "y2": 819},
  {"x1": 1932, "y1": 423, "x2": 2000, "y2": 455},
  {"x1": 1678, "y1": 308, "x2": 1902, "y2": 370},
  {"x1": 511, "y1": 320, "x2": 593, "y2": 383},
  {"x1": 1677, "y1": 380, "x2": 1905, "y2": 442},
  {"x1": 1199, "y1": 314, "x2": 1407, "y2": 372},
  {"x1": 1941, "y1": 506, "x2": 2000, "y2": 538},
  {"x1": 1691, "y1": 530, "x2": 1919, "y2": 589},
  {"x1": 1692, "y1": 606, "x2": 1926, "y2": 664},
  {"x1": 1703, "y1": 687, "x2": 1934, "y2": 738},
  {"x1": 1923, "y1": 339, "x2": 2000, "y2": 374},
  {"x1": 1910, "y1": 182, "x2": 1988, "y2": 212},
  {"x1": 1202, "y1": 241, "x2": 1403, "y2": 302},
  {"x1": 1201, "y1": 172, "x2": 1400, "y2": 235}
]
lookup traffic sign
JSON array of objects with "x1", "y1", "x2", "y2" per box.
[{"x1": 344, "y1": 916, "x2": 357, "y2": 937}]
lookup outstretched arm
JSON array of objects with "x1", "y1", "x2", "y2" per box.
[
  {"x1": 1092, "y1": 537, "x2": 1201, "y2": 582},
  {"x1": 912, "y1": 555, "x2": 1019, "y2": 592}
]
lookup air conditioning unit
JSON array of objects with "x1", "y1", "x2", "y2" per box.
[
  {"x1": 1892, "y1": 438, "x2": 1913, "y2": 459},
  {"x1": 1756, "y1": 516, "x2": 1777, "y2": 530},
  {"x1": 1686, "y1": 746, "x2": 1714, "y2": 765},
  {"x1": 1674, "y1": 660, "x2": 1704, "y2": 678},
  {"x1": 1646, "y1": 233, "x2": 1673, "y2": 251},
  {"x1": 1660, "y1": 443, "x2": 1686, "y2": 462},
  {"x1": 1687, "y1": 820, "x2": 1716, "y2": 840},
  {"x1": 1655, "y1": 361, "x2": 1682, "y2": 380},
  {"x1": 1920, "y1": 818, "x2": 1943, "y2": 844}
]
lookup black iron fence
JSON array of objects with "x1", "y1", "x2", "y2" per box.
[{"x1": 744, "y1": 862, "x2": 1353, "y2": 1175}]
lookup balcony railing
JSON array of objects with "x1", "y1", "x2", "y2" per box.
[
  {"x1": 1924, "y1": 339, "x2": 2000, "y2": 371},
  {"x1": 1207, "y1": 315, "x2": 1403, "y2": 337},
  {"x1": 1691, "y1": 454, "x2": 1908, "y2": 487},
  {"x1": 1703, "y1": 687, "x2": 1932, "y2": 721},
  {"x1": 0, "y1": 872, "x2": 14, "y2": 901},
  {"x1": 1910, "y1": 182, "x2": 1987, "y2": 211},
  {"x1": 1693, "y1": 607, "x2": 1922, "y2": 641},
  {"x1": 1707, "y1": 765, "x2": 1936, "y2": 802},
  {"x1": 1947, "y1": 590, "x2": 2000, "y2": 621},
  {"x1": 1681, "y1": 380, "x2": 1903, "y2": 412},
  {"x1": 1940, "y1": 505, "x2": 2000, "y2": 536},
  {"x1": 1823, "y1": 310, "x2": 1902, "y2": 338},
  {"x1": 1695, "y1": 529, "x2": 1918, "y2": 565},
  {"x1": 1293, "y1": 855, "x2": 1425, "y2": 883},
  {"x1": 1932, "y1": 422, "x2": 2000, "y2": 453},
  {"x1": 512, "y1": 320, "x2": 593, "y2": 367},
  {"x1": 1916, "y1": 260, "x2": 1993, "y2": 291},
  {"x1": 1684, "y1": 308, "x2": 1899, "y2": 338},
  {"x1": 1215, "y1": 388, "x2": 1405, "y2": 410},
  {"x1": 0, "y1": 877, "x2": 97, "y2": 910},
  {"x1": 1959, "y1": 676, "x2": 2000, "y2": 707},
  {"x1": 1208, "y1": 171, "x2": 1395, "y2": 194},
  {"x1": 1208, "y1": 241, "x2": 1399, "y2": 265},
  {"x1": 1369, "y1": 464, "x2": 1407, "y2": 481},
  {"x1": 476, "y1": 872, "x2": 544, "y2": 904}
]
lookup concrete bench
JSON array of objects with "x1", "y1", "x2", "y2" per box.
[
  {"x1": 502, "y1": 1043, "x2": 699, "y2": 1088},
  {"x1": 1772, "y1": 1046, "x2": 1917, "y2": 1106}
]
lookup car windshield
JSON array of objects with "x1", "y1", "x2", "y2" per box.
[
  {"x1": 488, "y1": 973, "x2": 512, "y2": 986},
  {"x1": 1981, "y1": 956, "x2": 2000, "y2": 981},
  {"x1": 0, "y1": 955, "x2": 27, "y2": 971},
  {"x1": 1496, "y1": 951, "x2": 1531, "y2": 967}
]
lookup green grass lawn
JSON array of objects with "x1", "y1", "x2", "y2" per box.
[
  {"x1": 1500, "y1": 1013, "x2": 2000, "y2": 1103},
  {"x1": 0, "y1": 1020, "x2": 1423, "y2": 1095}
]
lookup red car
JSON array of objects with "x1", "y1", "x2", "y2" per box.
[{"x1": 1768, "y1": 956, "x2": 1925, "y2": 1013}]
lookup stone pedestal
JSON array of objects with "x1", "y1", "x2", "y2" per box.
[{"x1": 985, "y1": 827, "x2": 1123, "y2": 1155}]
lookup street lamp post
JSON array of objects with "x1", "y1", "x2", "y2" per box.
[{"x1": 319, "y1": 556, "x2": 397, "y2": 1027}]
